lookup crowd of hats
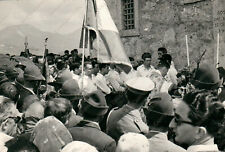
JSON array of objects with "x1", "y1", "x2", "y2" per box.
[{"x1": 0, "y1": 49, "x2": 224, "y2": 152}]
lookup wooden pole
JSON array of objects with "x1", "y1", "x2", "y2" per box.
[
  {"x1": 81, "y1": 0, "x2": 88, "y2": 92},
  {"x1": 185, "y1": 35, "x2": 190, "y2": 67},
  {"x1": 216, "y1": 33, "x2": 220, "y2": 68},
  {"x1": 87, "y1": 28, "x2": 90, "y2": 56}
]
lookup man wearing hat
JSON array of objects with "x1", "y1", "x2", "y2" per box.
[
  {"x1": 59, "y1": 79, "x2": 83, "y2": 127},
  {"x1": 106, "y1": 77, "x2": 154, "y2": 141},
  {"x1": 59, "y1": 79, "x2": 82, "y2": 112},
  {"x1": 190, "y1": 63, "x2": 223, "y2": 91},
  {"x1": 144, "y1": 92, "x2": 186, "y2": 152},
  {"x1": 16, "y1": 64, "x2": 45, "y2": 111},
  {"x1": 48, "y1": 67, "x2": 73, "y2": 92},
  {"x1": 69, "y1": 90, "x2": 116, "y2": 152}
]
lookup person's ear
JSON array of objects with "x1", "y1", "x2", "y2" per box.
[{"x1": 195, "y1": 126, "x2": 207, "y2": 139}]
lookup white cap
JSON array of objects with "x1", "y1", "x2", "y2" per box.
[{"x1": 125, "y1": 77, "x2": 155, "y2": 94}]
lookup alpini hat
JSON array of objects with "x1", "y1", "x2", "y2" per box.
[
  {"x1": 24, "y1": 65, "x2": 45, "y2": 81},
  {"x1": 81, "y1": 90, "x2": 108, "y2": 116},
  {"x1": 59, "y1": 79, "x2": 82, "y2": 100},
  {"x1": 144, "y1": 92, "x2": 174, "y2": 116},
  {"x1": 191, "y1": 63, "x2": 222, "y2": 90}
]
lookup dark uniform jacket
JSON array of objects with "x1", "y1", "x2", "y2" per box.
[
  {"x1": 69, "y1": 120, "x2": 116, "y2": 152},
  {"x1": 106, "y1": 104, "x2": 149, "y2": 141},
  {"x1": 15, "y1": 80, "x2": 36, "y2": 111}
]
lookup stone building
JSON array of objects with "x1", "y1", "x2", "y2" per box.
[{"x1": 105, "y1": 0, "x2": 225, "y2": 69}]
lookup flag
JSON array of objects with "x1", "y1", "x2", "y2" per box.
[{"x1": 80, "y1": 0, "x2": 132, "y2": 73}]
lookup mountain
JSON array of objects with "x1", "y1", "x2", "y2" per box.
[{"x1": 0, "y1": 24, "x2": 82, "y2": 55}]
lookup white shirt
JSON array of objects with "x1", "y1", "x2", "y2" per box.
[
  {"x1": 106, "y1": 69, "x2": 125, "y2": 92},
  {"x1": 137, "y1": 64, "x2": 157, "y2": 77},
  {"x1": 166, "y1": 61, "x2": 178, "y2": 85},
  {"x1": 78, "y1": 75, "x2": 97, "y2": 95},
  {"x1": 187, "y1": 138, "x2": 219, "y2": 152},
  {"x1": 187, "y1": 144, "x2": 219, "y2": 152},
  {"x1": 160, "y1": 77, "x2": 173, "y2": 93},
  {"x1": 94, "y1": 73, "x2": 111, "y2": 94}
]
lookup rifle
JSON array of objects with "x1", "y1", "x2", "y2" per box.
[{"x1": 196, "y1": 49, "x2": 207, "y2": 70}]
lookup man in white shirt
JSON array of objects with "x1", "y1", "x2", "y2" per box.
[
  {"x1": 158, "y1": 48, "x2": 177, "y2": 85},
  {"x1": 158, "y1": 59, "x2": 173, "y2": 93},
  {"x1": 78, "y1": 62, "x2": 97, "y2": 95},
  {"x1": 106, "y1": 64, "x2": 125, "y2": 92},
  {"x1": 137, "y1": 53, "x2": 156, "y2": 77},
  {"x1": 94, "y1": 63, "x2": 111, "y2": 95}
]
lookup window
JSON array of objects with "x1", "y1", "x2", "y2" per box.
[
  {"x1": 122, "y1": 0, "x2": 135, "y2": 30},
  {"x1": 116, "y1": 0, "x2": 139, "y2": 37}
]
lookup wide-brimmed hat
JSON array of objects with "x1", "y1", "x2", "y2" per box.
[
  {"x1": 81, "y1": 90, "x2": 109, "y2": 116},
  {"x1": 59, "y1": 79, "x2": 82, "y2": 100},
  {"x1": 144, "y1": 92, "x2": 174, "y2": 116},
  {"x1": 24, "y1": 65, "x2": 45, "y2": 81},
  {"x1": 191, "y1": 63, "x2": 223, "y2": 90}
]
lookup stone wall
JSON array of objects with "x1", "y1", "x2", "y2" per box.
[{"x1": 106, "y1": 0, "x2": 225, "y2": 70}]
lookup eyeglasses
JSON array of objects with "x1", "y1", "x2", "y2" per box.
[{"x1": 174, "y1": 117, "x2": 194, "y2": 126}]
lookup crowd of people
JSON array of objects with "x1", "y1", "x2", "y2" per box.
[{"x1": 0, "y1": 47, "x2": 224, "y2": 152}]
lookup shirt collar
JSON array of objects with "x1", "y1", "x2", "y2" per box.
[
  {"x1": 188, "y1": 138, "x2": 219, "y2": 152},
  {"x1": 80, "y1": 119, "x2": 101, "y2": 130},
  {"x1": 147, "y1": 130, "x2": 168, "y2": 140},
  {"x1": 187, "y1": 144, "x2": 219, "y2": 152},
  {"x1": 124, "y1": 104, "x2": 142, "y2": 119}
]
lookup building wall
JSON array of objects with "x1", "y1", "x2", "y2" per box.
[{"x1": 105, "y1": 0, "x2": 225, "y2": 70}]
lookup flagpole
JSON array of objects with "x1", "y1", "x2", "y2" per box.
[
  {"x1": 185, "y1": 35, "x2": 190, "y2": 67},
  {"x1": 216, "y1": 32, "x2": 220, "y2": 68},
  {"x1": 81, "y1": 0, "x2": 88, "y2": 92},
  {"x1": 87, "y1": 28, "x2": 90, "y2": 56},
  {"x1": 93, "y1": 0, "x2": 100, "y2": 61}
]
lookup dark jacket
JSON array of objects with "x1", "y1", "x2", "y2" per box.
[{"x1": 69, "y1": 120, "x2": 116, "y2": 152}]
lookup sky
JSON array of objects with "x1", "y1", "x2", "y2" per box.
[
  {"x1": 0, "y1": 0, "x2": 86, "y2": 55},
  {"x1": 0, "y1": 0, "x2": 85, "y2": 35}
]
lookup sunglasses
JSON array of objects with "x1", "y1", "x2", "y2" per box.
[{"x1": 174, "y1": 117, "x2": 194, "y2": 126}]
